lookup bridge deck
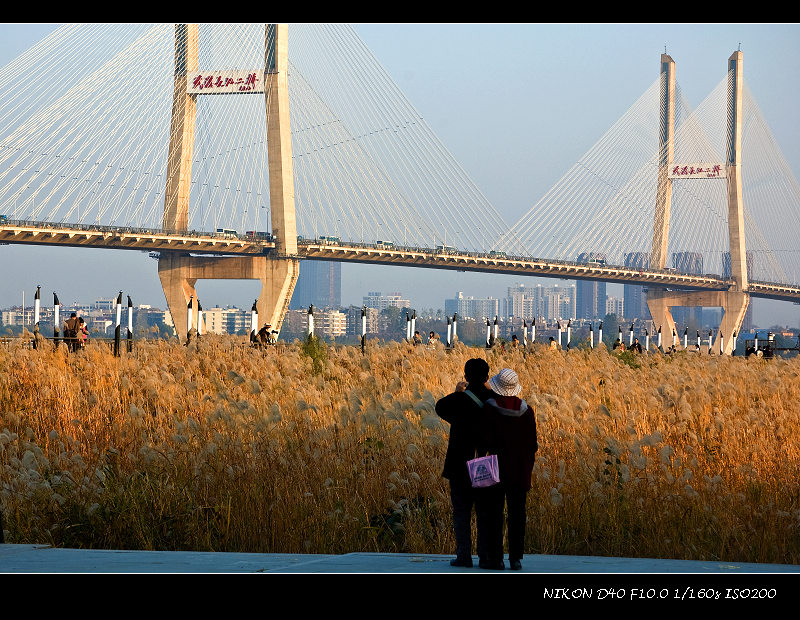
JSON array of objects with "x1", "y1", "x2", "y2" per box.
[{"x1": 3, "y1": 221, "x2": 800, "y2": 302}]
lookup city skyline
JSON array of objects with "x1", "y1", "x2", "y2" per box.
[{"x1": 1, "y1": 24, "x2": 798, "y2": 328}]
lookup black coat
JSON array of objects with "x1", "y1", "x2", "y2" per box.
[
  {"x1": 480, "y1": 396, "x2": 538, "y2": 491},
  {"x1": 435, "y1": 383, "x2": 494, "y2": 487}
]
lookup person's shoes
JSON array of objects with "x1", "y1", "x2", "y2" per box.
[
  {"x1": 509, "y1": 559, "x2": 522, "y2": 571},
  {"x1": 478, "y1": 560, "x2": 505, "y2": 570},
  {"x1": 450, "y1": 557, "x2": 473, "y2": 568}
]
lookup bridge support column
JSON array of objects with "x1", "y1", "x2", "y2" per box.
[
  {"x1": 158, "y1": 253, "x2": 299, "y2": 341},
  {"x1": 159, "y1": 24, "x2": 299, "y2": 343},
  {"x1": 646, "y1": 288, "x2": 749, "y2": 355}
]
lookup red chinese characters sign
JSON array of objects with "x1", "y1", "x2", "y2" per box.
[
  {"x1": 187, "y1": 70, "x2": 264, "y2": 95},
  {"x1": 668, "y1": 163, "x2": 725, "y2": 179}
]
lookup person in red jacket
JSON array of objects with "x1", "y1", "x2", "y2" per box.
[{"x1": 477, "y1": 367, "x2": 538, "y2": 571}]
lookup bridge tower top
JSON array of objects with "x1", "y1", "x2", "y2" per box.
[
  {"x1": 162, "y1": 23, "x2": 297, "y2": 254},
  {"x1": 726, "y1": 49, "x2": 747, "y2": 290}
]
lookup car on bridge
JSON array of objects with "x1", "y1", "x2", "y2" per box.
[
  {"x1": 489, "y1": 250, "x2": 507, "y2": 258},
  {"x1": 435, "y1": 245, "x2": 457, "y2": 254},
  {"x1": 245, "y1": 230, "x2": 274, "y2": 241},
  {"x1": 319, "y1": 235, "x2": 340, "y2": 245}
]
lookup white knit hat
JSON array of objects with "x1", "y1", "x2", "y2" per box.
[{"x1": 488, "y1": 368, "x2": 521, "y2": 397}]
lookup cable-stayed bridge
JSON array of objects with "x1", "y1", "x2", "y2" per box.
[{"x1": 0, "y1": 24, "x2": 798, "y2": 350}]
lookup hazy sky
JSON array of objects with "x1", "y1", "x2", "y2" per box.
[{"x1": 1, "y1": 23, "x2": 799, "y2": 327}]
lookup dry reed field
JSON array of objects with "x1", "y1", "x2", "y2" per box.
[{"x1": 1, "y1": 335, "x2": 799, "y2": 565}]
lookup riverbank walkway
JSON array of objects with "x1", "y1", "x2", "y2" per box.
[{"x1": 2, "y1": 544, "x2": 798, "y2": 574}]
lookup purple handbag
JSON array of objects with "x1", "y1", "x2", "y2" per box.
[{"x1": 467, "y1": 454, "x2": 500, "y2": 488}]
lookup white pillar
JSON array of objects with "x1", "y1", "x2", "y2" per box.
[
  {"x1": 251, "y1": 300, "x2": 259, "y2": 339},
  {"x1": 34, "y1": 286, "x2": 40, "y2": 325}
]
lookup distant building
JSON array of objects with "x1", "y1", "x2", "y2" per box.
[
  {"x1": 363, "y1": 291, "x2": 410, "y2": 311},
  {"x1": 605, "y1": 296, "x2": 624, "y2": 318},
  {"x1": 291, "y1": 260, "x2": 341, "y2": 309},
  {"x1": 201, "y1": 306, "x2": 250, "y2": 335},
  {"x1": 623, "y1": 251, "x2": 651, "y2": 321},
  {"x1": 503, "y1": 283, "x2": 574, "y2": 322},
  {"x1": 671, "y1": 252, "x2": 703, "y2": 328},
  {"x1": 93, "y1": 298, "x2": 117, "y2": 312},
  {"x1": 286, "y1": 307, "x2": 346, "y2": 338},
  {"x1": 346, "y1": 305, "x2": 379, "y2": 336},
  {"x1": 575, "y1": 252, "x2": 607, "y2": 320},
  {"x1": 445, "y1": 292, "x2": 499, "y2": 320}
]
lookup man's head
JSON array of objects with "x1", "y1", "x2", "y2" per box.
[{"x1": 464, "y1": 358, "x2": 490, "y2": 385}]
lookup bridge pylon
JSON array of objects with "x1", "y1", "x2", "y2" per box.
[
  {"x1": 646, "y1": 51, "x2": 750, "y2": 354},
  {"x1": 159, "y1": 24, "x2": 299, "y2": 341}
]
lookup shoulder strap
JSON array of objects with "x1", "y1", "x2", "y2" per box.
[{"x1": 464, "y1": 389, "x2": 484, "y2": 408}]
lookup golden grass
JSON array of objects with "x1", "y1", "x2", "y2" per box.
[{"x1": 1, "y1": 336, "x2": 799, "y2": 564}]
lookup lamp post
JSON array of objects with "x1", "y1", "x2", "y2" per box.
[
  {"x1": 33, "y1": 286, "x2": 40, "y2": 349},
  {"x1": 361, "y1": 305, "x2": 367, "y2": 354},
  {"x1": 53, "y1": 292, "x2": 61, "y2": 348},
  {"x1": 114, "y1": 291, "x2": 122, "y2": 357},
  {"x1": 127, "y1": 295, "x2": 134, "y2": 353},
  {"x1": 446, "y1": 316, "x2": 452, "y2": 348}
]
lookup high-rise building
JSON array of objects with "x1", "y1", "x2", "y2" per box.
[
  {"x1": 671, "y1": 252, "x2": 703, "y2": 327},
  {"x1": 575, "y1": 252, "x2": 607, "y2": 320},
  {"x1": 445, "y1": 292, "x2": 500, "y2": 320},
  {"x1": 623, "y1": 252, "x2": 651, "y2": 321},
  {"x1": 291, "y1": 260, "x2": 341, "y2": 309},
  {"x1": 503, "y1": 283, "x2": 574, "y2": 321},
  {"x1": 606, "y1": 296, "x2": 624, "y2": 317}
]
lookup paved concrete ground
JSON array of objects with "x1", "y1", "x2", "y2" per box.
[{"x1": 2, "y1": 544, "x2": 799, "y2": 574}]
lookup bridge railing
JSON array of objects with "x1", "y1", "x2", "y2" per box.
[
  {"x1": 0, "y1": 217, "x2": 276, "y2": 245},
  {"x1": 296, "y1": 237, "x2": 741, "y2": 283}
]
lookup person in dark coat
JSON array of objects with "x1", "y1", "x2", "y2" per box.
[
  {"x1": 477, "y1": 367, "x2": 538, "y2": 571},
  {"x1": 435, "y1": 358, "x2": 494, "y2": 568}
]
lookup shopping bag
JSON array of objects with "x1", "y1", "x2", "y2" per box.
[{"x1": 467, "y1": 454, "x2": 500, "y2": 488}]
